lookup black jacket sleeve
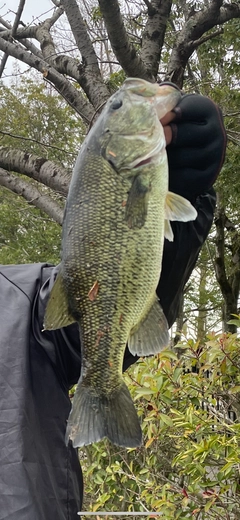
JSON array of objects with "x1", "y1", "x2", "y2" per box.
[
  {"x1": 0, "y1": 263, "x2": 83, "y2": 518},
  {"x1": 157, "y1": 189, "x2": 216, "y2": 327},
  {"x1": 123, "y1": 189, "x2": 216, "y2": 371}
]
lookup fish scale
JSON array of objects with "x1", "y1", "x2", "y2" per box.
[
  {"x1": 66, "y1": 156, "x2": 161, "y2": 386},
  {"x1": 44, "y1": 78, "x2": 197, "y2": 448}
]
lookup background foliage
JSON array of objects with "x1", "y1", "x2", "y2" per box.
[{"x1": 80, "y1": 330, "x2": 240, "y2": 519}]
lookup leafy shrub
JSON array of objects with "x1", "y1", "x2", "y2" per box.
[{"x1": 79, "y1": 328, "x2": 240, "y2": 519}]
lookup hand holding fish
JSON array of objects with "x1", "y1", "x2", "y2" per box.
[{"x1": 162, "y1": 90, "x2": 226, "y2": 200}]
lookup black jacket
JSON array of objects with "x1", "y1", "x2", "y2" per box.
[
  {"x1": 0, "y1": 189, "x2": 215, "y2": 520},
  {"x1": 0, "y1": 263, "x2": 83, "y2": 520}
]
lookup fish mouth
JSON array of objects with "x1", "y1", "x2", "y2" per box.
[
  {"x1": 130, "y1": 138, "x2": 165, "y2": 169},
  {"x1": 133, "y1": 157, "x2": 152, "y2": 168}
]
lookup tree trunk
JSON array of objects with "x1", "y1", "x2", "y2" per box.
[
  {"x1": 173, "y1": 292, "x2": 185, "y2": 346},
  {"x1": 197, "y1": 265, "x2": 207, "y2": 342},
  {"x1": 214, "y1": 193, "x2": 240, "y2": 333}
]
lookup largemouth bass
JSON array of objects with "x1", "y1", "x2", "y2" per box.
[{"x1": 44, "y1": 78, "x2": 197, "y2": 448}]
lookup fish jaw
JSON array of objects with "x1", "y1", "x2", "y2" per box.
[
  {"x1": 122, "y1": 78, "x2": 181, "y2": 119},
  {"x1": 102, "y1": 81, "x2": 180, "y2": 173}
]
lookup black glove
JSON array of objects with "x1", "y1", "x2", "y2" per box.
[{"x1": 166, "y1": 92, "x2": 227, "y2": 201}]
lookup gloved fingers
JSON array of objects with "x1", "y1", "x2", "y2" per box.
[
  {"x1": 169, "y1": 121, "x2": 211, "y2": 147},
  {"x1": 173, "y1": 93, "x2": 221, "y2": 121},
  {"x1": 171, "y1": 94, "x2": 226, "y2": 149},
  {"x1": 167, "y1": 92, "x2": 227, "y2": 192},
  {"x1": 168, "y1": 141, "x2": 220, "y2": 171}
]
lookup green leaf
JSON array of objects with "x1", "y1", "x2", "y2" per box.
[
  {"x1": 228, "y1": 319, "x2": 240, "y2": 327},
  {"x1": 159, "y1": 413, "x2": 173, "y2": 426},
  {"x1": 229, "y1": 385, "x2": 240, "y2": 394}
]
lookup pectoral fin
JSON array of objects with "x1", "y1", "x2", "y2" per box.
[
  {"x1": 164, "y1": 191, "x2": 198, "y2": 241},
  {"x1": 128, "y1": 298, "x2": 169, "y2": 357},
  {"x1": 43, "y1": 271, "x2": 76, "y2": 330},
  {"x1": 164, "y1": 219, "x2": 174, "y2": 242},
  {"x1": 125, "y1": 175, "x2": 151, "y2": 229}
]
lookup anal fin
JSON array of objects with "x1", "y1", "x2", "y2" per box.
[{"x1": 128, "y1": 298, "x2": 169, "y2": 356}]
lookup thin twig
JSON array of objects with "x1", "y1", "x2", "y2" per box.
[
  {"x1": 191, "y1": 27, "x2": 224, "y2": 50},
  {"x1": 0, "y1": 130, "x2": 78, "y2": 157},
  {"x1": 0, "y1": 0, "x2": 26, "y2": 78}
]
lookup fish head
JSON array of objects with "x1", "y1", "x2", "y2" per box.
[{"x1": 100, "y1": 78, "x2": 181, "y2": 172}]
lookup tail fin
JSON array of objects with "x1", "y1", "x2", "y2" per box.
[{"x1": 65, "y1": 380, "x2": 142, "y2": 448}]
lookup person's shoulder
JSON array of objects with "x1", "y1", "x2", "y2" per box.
[{"x1": 0, "y1": 263, "x2": 54, "y2": 300}]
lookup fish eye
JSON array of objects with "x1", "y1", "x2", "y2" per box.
[{"x1": 111, "y1": 99, "x2": 122, "y2": 110}]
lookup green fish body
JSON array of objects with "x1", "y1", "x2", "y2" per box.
[{"x1": 44, "y1": 79, "x2": 197, "y2": 448}]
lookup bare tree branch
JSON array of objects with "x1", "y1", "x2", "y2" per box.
[
  {"x1": 191, "y1": 27, "x2": 224, "y2": 49},
  {"x1": 0, "y1": 0, "x2": 26, "y2": 78},
  {"x1": 0, "y1": 37, "x2": 94, "y2": 123},
  {"x1": 9, "y1": 3, "x2": 111, "y2": 108},
  {"x1": 10, "y1": 22, "x2": 87, "y2": 85},
  {"x1": 51, "y1": 0, "x2": 61, "y2": 7},
  {"x1": 14, "y1": 36, "x2": 44, "y2": 61},
  {"x1": 98, "y1": 0, "x2": 150, "y2": 80},
  {"x1": 0, "y1": 147, "x2": 70, "y2": 196},
  {"x1": 33, "y1": 21, "x2": 98, "y2": 97},
  {"x1": 141, "y1": 0, "x2": 173, "y2": 78},
  {"x1": 0, "y1": 130, "x2": 77, "y2": 158},
  {"x1": 0, "y1": 54, "x2": 8, "y2": 79},
  {"x1": 142, "y1": 0, "x2": 152, "y2": 10},
  {"x1": 214, "y1": 193, "x2": 240, "y2": 332},
  {"x1": 0, "y1": 22, "x2": 45, "y2": 62},
  {"x1": 0, "y1": 16, "x2": 11, "y2": 30},
  {"x1": 218, "y1": 1, "x2": 240, "y2": 24},
  {"x1": 61, "y1": 0, "x2": 110, "y2": 107},
  {"x1": 11, "y1": 0, "x2": 26, "y2": 37},
  {"x1": 166, "y1": 0, "x2": 240, "y2": 87},
  {"x1": 0, "y1": 169, "x2": 64, "y2": 224}
]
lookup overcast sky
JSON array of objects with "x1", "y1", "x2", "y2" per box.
[
  {"x1": 4, "y1": 0, "x2": 54, "y2": 24},
  {"x1": 1, "y1": 0, "x2": 56, "y2": 80}
]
